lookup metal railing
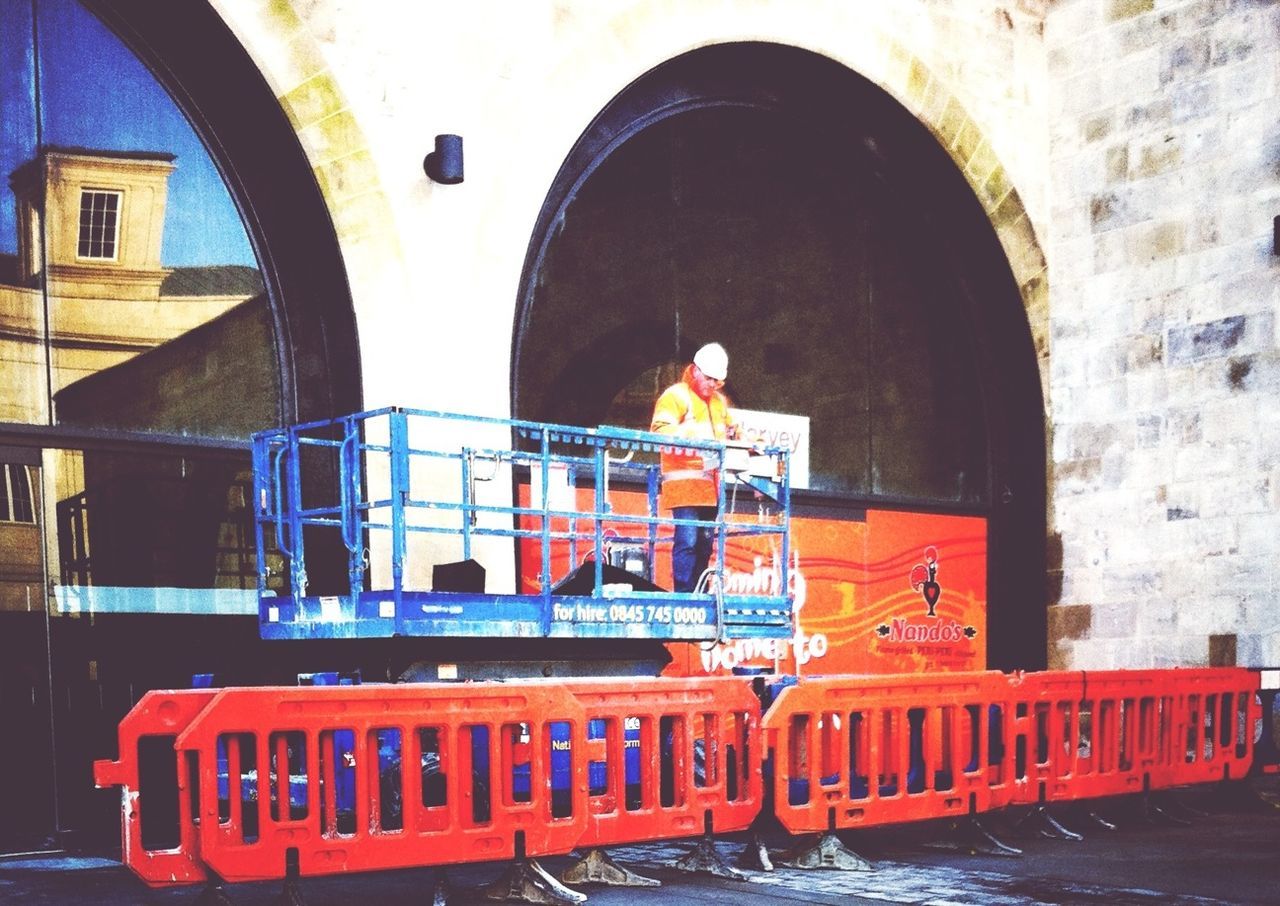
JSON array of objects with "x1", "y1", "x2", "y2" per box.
[{"x1": 251, "y1": 407, "x2": 794, "y2": 640}]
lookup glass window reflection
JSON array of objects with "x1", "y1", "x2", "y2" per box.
[{"x1": 1, "y1": 0, "x2": 276, "y2": 437}]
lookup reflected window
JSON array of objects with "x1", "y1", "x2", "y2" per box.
[
  {"x1": 76, "y1": 189, "x2": 120, "y2": 259},
  {"x1": 0, "y1": 463, "x2": 36, "y2": 523}
]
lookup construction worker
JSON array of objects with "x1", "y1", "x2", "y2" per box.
[{"x1": 650, "y1": 342, "x2": 738, "y2": 592}]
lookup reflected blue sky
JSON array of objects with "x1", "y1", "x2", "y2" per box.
[{"x1": 1, "y1": 0, "x2": 255, "y2": 267}]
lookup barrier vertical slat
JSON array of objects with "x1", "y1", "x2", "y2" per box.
[
  {"x1": 838, "y1": 709, "x2": 854, "y2": 806},
  {"x1": 353, "y1": 725, "x2": 370, "y2": 840}
]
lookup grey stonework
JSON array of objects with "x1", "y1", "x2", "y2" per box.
[{"x1": 1046, "y1": 0, "x2": 1280, "y2": 668}]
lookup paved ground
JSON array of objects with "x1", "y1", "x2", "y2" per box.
[{"x1": 2, "y1": 779, "x2": 1277, "y2": 905}]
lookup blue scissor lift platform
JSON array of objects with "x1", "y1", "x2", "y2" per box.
[{"x1": 252, "y1": 407, "x2": 795, "y2": 643}]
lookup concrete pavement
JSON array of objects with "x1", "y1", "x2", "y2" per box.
[{"x1": 2, "y1": 779, "x2": 1277, "y2": 905}]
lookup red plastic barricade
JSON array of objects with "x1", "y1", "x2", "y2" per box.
[
  {"x1": 93, "y1": 689, "x2": 218, "y2": 887},
  {"x1": 1008, "y1": 670, "x2": 1175, "y2": 804},
  {"x1": 564, "y1": 677, "x2": 762, "y2": 845},
  {"x1": 1155, "y1": 668, "x2": 1259, "y2": 788},
  {"x1": 764, "y1": 672, "x2": 1021, "y2": 834},
  {"x1": 1003, "y1": 671, "x2": 1087, "y2": 807},
  {"x1": 172, "y1": 682, "x2": 591, "y2": 884},
  {"x1": 1005, "y1": 668, "x2": 1260, "y2": 806}
]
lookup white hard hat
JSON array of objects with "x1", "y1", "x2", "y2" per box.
[{"x1": 693, "y1": 342, "x2": 728, "y2": 381}]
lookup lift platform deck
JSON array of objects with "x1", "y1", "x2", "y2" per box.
[{"x1": 252, "y1": 407, "x2": 795, "y2": 642}]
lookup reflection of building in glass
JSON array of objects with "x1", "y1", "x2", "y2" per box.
[
  {"x1": 0, "y1": 462, "x2": 40, "y2": 612},
  {"x1": 0, "y1": 147, "x2": 272, "y2": 604},
  {"x1": 0, "y1": 146, "x2": 264, "y2": 424},
  {"x1": 53, "y1": 450, "x2": 267, "y2": 593}
]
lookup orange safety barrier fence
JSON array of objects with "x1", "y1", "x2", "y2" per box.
[
  {"x1": 1157, "y1": 668, "x2": 1259, "y2": 788},
  {"x1": 96, "y1": 669, "x2": 1268, "y2": 889},
  {"x1": 565, "y1": 676, "x2": 762, "y2": 846},
  {"x1": 96, "y1": 677, "x2": 766, "y2": 888},
  {"x1": 764, "y1": 672, "x2": 1021, "y2": 835},
  {"x1": 1002, "y1": 670, "x2": 1086, "y2": 807},
  {"x1": 1005, "y1": 668, "x2": 1259, "y2": 806},
  {"x1": 1006, "y1": 669, "x2": 1173, "y2": 805},
  {"x1": 93, "y1": 689, "x2": 218, "y2": 887},
  {"x1": 171, "y1": 683, "x2": 592, "y2": 884}
]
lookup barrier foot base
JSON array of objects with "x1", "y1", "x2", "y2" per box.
[
  {"x1": 195, "y1": 879, "x2": 234, "y2": 906},
  {"x1": 926, "y1": 816, "x2": 1023, "y2": 857},
  {"x1": 736, "y1": 829, "x2": 775, "y2": 872},
  {"x1": 674, "y1": 832, "x2": 749, "y2": 881},
  {"x1": 1164, "y1": 793, "x2": 1211, "y2": 820},
  {"x1": 1014, "y1": 804, "x2": 1083, "y2": 842},
  {"x1": 774, "y1": 832, "x2": 873, "y2": 871},
  {"x1": 560, "y1": 848, "x2": 660, "y2": 888},
  {"x1": 1078, "y1": 808, "x2": 1118, "y2": 831},
  {"x1": 482, "y1": 858, "x2": 587, "y2": 905},
  {"x1": 275, "y1": 876, "x2": 305, "y2": 906},
  {"x1": 1143, "y1": 795, "x2": 1193, "y2": 827},
  {"x1": 430, "y1": 868, "x2": 451, "y2": 906}
]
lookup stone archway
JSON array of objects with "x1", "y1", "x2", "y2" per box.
[{"x1": 513, "y1": 42, "x2": 1048, "y2": 669}]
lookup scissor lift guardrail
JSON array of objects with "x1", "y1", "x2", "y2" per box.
[{"x1": 252, "y1": 407, "x2": 794, "y2": 643}]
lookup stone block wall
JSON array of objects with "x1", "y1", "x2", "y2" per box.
[
  {"x1": 210, "y1": 0, "x2": 1054, "y2": 415},
  {"x1": 209, "y1": 0, "x2": 1280, "y2": 669},
  {"x1": 1045, "y1": 0, "x2": 1280, "y2": 668}
]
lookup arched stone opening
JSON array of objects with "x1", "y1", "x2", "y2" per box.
[{"x1": 514, "y1": 42, "x2": 1046, "y2": 669}]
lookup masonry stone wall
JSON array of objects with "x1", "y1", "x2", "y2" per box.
[
  {"x1": 206, "y1": 0, "x2": 1278, "y2": 669},
  {"x1": 209, "y1": 0, "x2": 1052, "y2": 413},
  {"x1": 1045, "y1": 0, "x2": 1280, "y2": 668}
]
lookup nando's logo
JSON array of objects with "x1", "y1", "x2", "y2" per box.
[
  {"x1": 875, "y1": 546, "x2": 977, "y2": 642},
  {"x1": 910, "y1": 546, "x2": 942, "y2": 617}
]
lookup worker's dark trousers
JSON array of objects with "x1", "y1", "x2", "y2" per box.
[{"x1": 671, "y1": 506, "x2": 716, "y2": 592}]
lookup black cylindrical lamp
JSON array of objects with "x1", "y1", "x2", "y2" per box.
[{"x1": 424, "y1": 134, "x2": 464, "y2": 184}]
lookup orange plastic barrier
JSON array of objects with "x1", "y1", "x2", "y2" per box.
[
  {"x1": 565, "y1": 676, "x2": 762, "y2": 845},
  {"x1": 1156, "y1": 668, "x2": 1259, "y2": 788},
  {"x1": 764, "y1": 672, "x2": 1021, "y2": 834},
  {"x1": 96, "y1": 668, "x2": 1268, "y2": 889},
  {"x1": 1002, "y1": 670, "x2": 1087, "y2": 806},
  {"x1": 1005, "y1": 668, "x2": 1260, "y2": 805},
  {"x1": 93, "y1": 689, "x2": 218, "y2": 887},
  {"x1": 1002, "y1": 669, "x2": 1171, "y2": 805},
  {"x1": 171, "y1": 683, "x2": 591, "y2": 884}
]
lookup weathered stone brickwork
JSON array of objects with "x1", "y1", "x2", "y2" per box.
[
  {"x1": 207, "y1": 0, "x2": 1277, "y2": 669},
  {"x1": 1046, "y1": 0, "x2": 1280, "y2": 668}
]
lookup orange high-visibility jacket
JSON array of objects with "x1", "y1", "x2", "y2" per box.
[{"x1": 650, "y1": 369, "x2": 736, "y2": 510}]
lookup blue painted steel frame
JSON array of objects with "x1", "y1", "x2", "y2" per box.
[{"x1": 252, "y1": 407, "x2": 794, "y2": 642}]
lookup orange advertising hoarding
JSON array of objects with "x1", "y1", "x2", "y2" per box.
[
  {"x1": 666, "y1": 508, "x2": 986, "y2": 677},
  {"x1": 517, "y1": 483, "x2": 986, "y2": 677}
]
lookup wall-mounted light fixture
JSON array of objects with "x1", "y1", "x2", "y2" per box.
[{"x1": 424, "y1": 134, "x2": 464, "y2": 184}]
